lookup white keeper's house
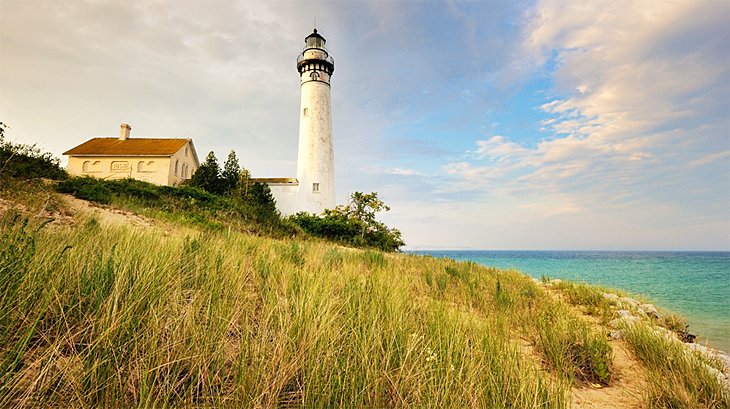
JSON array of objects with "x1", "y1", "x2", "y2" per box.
[{"x1": 63, "y1": 123, "x2": 199, "y2": 187}]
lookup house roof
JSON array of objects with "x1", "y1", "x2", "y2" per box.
[{"x1": 63, "y1": 138, "x2": 191, "y2": 157}]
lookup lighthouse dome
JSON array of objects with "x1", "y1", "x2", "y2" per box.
[{"x1": 304, "y1": 28, "x2": 326, "y2": 50}]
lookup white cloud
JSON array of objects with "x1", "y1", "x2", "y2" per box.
[
  {"x1": 525, "y1": 0, "x2": 729, "y2": 149},
  {"x1": 454, "y1": 1, "x2": 728, "y2": 195},
  {"x1": 473, "y1": 135, "x2": 532, "y2": 161},
  {"x1": 433, "y1": 0, "x2": 729, "y2": 248},
  {"x1": 368, "y1": 167, "x2": 424, "y2": 177},
  {"x1": 385, "y1": 167, "x2": 423, "y2": 176},
  {"x1": 688, "y1": 150, "x2": 730, "y2": 168}
]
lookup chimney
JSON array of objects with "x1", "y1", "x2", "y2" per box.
[{"x1": 119, "y1": 123, "x2": 131, "y2": 140}]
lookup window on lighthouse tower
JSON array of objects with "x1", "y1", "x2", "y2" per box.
[{"x1": 313, "y1": 183, "x2": 320, "y2": 192}]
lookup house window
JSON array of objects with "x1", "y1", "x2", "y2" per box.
[
  {"x1": 175, "y1": 159, "x2": 179, "y2": 175},
  {"x1": 312, "y1": 182, "x2": 319, "y2": 192},
  {"x1": 138, "y1": 160, "x2": 155, "y2": 172},
  {"x1": 303, "y1": 108, "x2": 308, "y2": 117},
  {"x1": 82, "y1": 160, "x2": 103, "y2": 173},
  {"x1": 87, "y1": 160, "x2": 102, "y2": 173},
  {"x1": 185, "y1": 147, "x2": 189, "y2": 156}
]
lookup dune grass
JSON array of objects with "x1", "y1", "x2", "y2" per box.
[
  {"x1": 621, "y1": 322, "x2": 730, "y2": 408},
  {"x1": 549, "y1": 280, "x2": 730, "y2": 408},
  {"x1": 0, "y1": 209, "x2": 621, "y2": 407},
  {"x1": 1, "y1": 211, "x2": 580, "y2": 407},
  {"x1": 550, "y1": 281, "x2": 616, "y2": 325}
]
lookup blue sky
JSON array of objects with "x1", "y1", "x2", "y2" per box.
[{"x1": 1, "y1": 0, "x2": 728, "y2": 250}]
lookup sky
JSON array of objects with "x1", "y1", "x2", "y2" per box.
[{"x1": 1, "y1": 0, "x2": 729, "y2": 250}]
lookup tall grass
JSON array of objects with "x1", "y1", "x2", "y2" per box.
[
  {"x1": 1, "y1": 212, "x2": 575, "y2": 407},
  {"x1": 621, "y1": 323, "x2": 730, "y2": 408},
  {"x1": 530, "y1": 302, "x2": 613, "y2": 385},
  {"x1": 551, "y1": 278, "x2": 730, "y2": 408},
  {"x1": 551, "y1": 281, "x2": 615, "y2": 324}
]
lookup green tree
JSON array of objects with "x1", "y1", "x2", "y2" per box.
[
  {"x1": 238, "y1": 168, "x2": 252, "y2": 198},
  {"x1": 289, "y1": 191, "x2": 404, "y2": 252},
  {"x1": 337, "y1": 191, "x2": 391, "y2": 241},
  {"x1": 190, "y1": 151, "x2": 223, "y2": 194},
  {"x1": 226, "y1": 166, "x2": 279, "y2": 224},
  {"x1": 221, "y1": 150, "x2": 241, "y2": 194},
  {"x1": 247, "y1": 182, "x2": 278, "y2": 218}
]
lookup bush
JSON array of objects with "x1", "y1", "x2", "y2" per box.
[
  {"x1": 288, "y1": 192, "x2": 404, "y2": 252},
  {"x1": 108, "y1": 178, "x2": 160, "y2": 200},
  {"x1": 0, "y1": 122, "x2": 67, "y2": 180},
  {"x1": 57, "y1": 177, "x2": 113, "y2": 204}
]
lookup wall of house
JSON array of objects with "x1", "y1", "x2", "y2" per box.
[
  {"x1": 268, "y1": 184, "x2": 300, "y2": 216},
  {"x1": 167, "y1": 144, "x2": 198, "y2": 186},
  {"x1": 66, "y1": 143, "x2": 198, "y2": 187},
  {"x1": 67, "y1": 155, "x2": 172, "y2": 185}
]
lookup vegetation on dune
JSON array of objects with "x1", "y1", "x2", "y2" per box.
[
  {"x1": 55, "y1": 175, "x2": 294, "y2": 236},
  {"x1": 621, "y1": 323, "x2": 730, "y2": 408},
  {"x1": 189, "y1": 150, "x2": 406, "y2": 252},
  {"x1": 0, "y1": 123, "x2": 68, "y2": 219},
  {"x1": 55, "y1": 173, "x2": 404, "y2": 252},
  {"x1": 550, "y1": 280, "x2": 730, "y2": 408},
  {"x1": 4, "y1": 204, "x2": 728, "y2": 408},
  {"x1": 1, "y1": 212, "x2": 572, "y2": 407},
  {"x1": 0, "y1": 130, "x2": 405, "y2": 252},
  {"x1": 53, "y1": 148, "x2": 291, "y2": 236},
  {"x1": 0, "y1": 122, "x2": 68, "y2": 181},
  {"x1": 289, "y1": 191, "x2": 405, "y2": 252}
]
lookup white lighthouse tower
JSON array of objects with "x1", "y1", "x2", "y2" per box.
[{"x1": 296, "y1": 28, "x2": 335, "y2": 214}]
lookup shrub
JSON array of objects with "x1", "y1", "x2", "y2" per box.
[
  {"x1": 553, "y1": 282, "x2": 614, "y2": 323},
  {"x1": 288, "y1": 192, "x2": 404, "y2": 252},
  {"x1": 57, "y1": 177, "x2": 113, "y2": 203},
  {"x1": 0, "y1": 122, "x2": 67, "y2": 180}
]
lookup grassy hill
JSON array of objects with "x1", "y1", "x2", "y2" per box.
[{"x1": 1, "y1": 178, "x2": 729, "y2": 408}]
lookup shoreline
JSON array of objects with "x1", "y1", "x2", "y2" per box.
[
  {"x1": 537, "y1": 277, "x2": 730, "y2": 389},
  {"x1": 408, "y1": 249, "x2": 730, "y2": 353}
]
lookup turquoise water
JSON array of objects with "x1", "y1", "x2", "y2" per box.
[{"x1": 409, "y1": 250, "x2": 730, "y2": 352}]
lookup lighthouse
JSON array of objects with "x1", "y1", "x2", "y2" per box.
[{"x1": 296, "y1": 28, "x2": 335, "y2": 214}]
